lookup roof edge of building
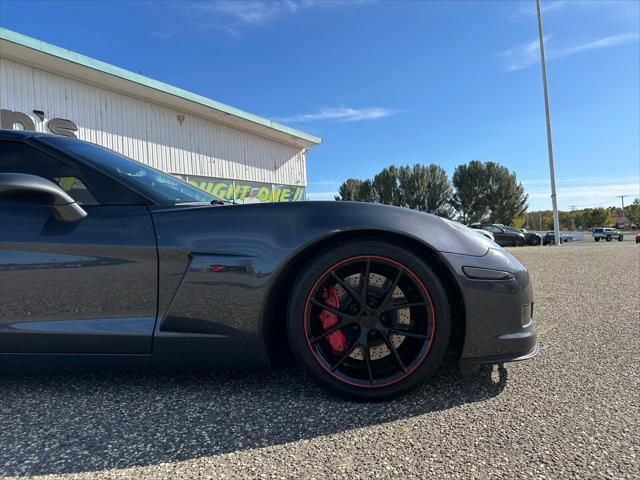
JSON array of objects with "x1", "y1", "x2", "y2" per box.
[{"x1": 0, "y1": 27, "x2": 322, "y2": 148}]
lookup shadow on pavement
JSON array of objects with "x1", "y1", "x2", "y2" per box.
[{"x1": 0, "y1": 362, "x2": 507, "y2": 476}]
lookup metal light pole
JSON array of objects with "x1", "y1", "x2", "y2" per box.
[
  {"x1": 618, "y1": 195, "x2": 629, "y2": 210},
  {"x1": 618, "y1": 194, "x2": 629, "y2": 227},
  {"x1": 536, "y1": 0, "x2": 561, "y2": 245}
]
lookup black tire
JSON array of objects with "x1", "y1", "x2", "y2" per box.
[
  {"x1": 606, "y1": 236, "x2": 612, "y2": 242},
  {"x1": 530, "y1": 237, "x2": 541, "y2": 246},
  {"x1": 618, "y1": 236, "x2": 624, "y2": 242},
  {"x1": 514, "y1": 237, "x2": 525, "y2": 247},
  {"x1": 595, "y1": 237, "x2": 600, "y2": 242},
  {"x1": 287, "y1": 240, "x2": 451, "y2": 401}
]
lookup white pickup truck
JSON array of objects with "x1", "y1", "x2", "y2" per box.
[{"x1": 591, "y1": 227, "x2": 624, "y2": 242}]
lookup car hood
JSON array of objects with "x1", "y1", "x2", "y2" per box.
[{"x1": 153, "y1": 200, "x2": 493, "y2": 257}]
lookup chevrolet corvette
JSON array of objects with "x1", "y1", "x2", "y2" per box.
[{"x1": 0, "y1": 130, "x2": 538, "y2": 400}]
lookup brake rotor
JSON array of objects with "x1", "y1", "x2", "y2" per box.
[{"x1": 333, "y1": 272, "x2": 410, "y2": 361}]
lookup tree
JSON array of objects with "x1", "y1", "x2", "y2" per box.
[
  {"x1": 573, "y1": 209, "x2": 587, "y2": 230},
  {"x1": 398, "y1": 164, "x2": 453, "y2": 217},
  {"x1": 451, "y1": 160, "x2": 527, "y2": 224},
  {"x1": 451, "y1": 160, "x2": 489, "y2": 223},
  {"x1": 588, "y1": 207, "x2": 614, "y2": 228},
  {"x1": 358, "y1": 179, "x2": 378, "y2": 203},
  {"x1": 334, "y1": 160, "x2": 526, "y2": 224},
  {"x1": 484, "y1": 162, "x2": 528, "y2": 224},
  {"x1": 559, "y1": 210, "x2": 575, "y2": 230},
  {"x1": 335, "y1": 178, "x2": 364, "y2": 201},
  {"x1": 525, "y1": 210, "x2": 547, "y2": 230},
  {"x1": 373, "y1": 166, "x2": 402, "y2": 206},
  {"x1": 625, "y1": 198, "x2": 640, "y2": 226},
  {"x1": 512, "y1": 215, "x2": 526, "y2": 229}
]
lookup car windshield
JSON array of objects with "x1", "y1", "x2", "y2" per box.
[{"x1": 40, "y1": 136, "x2": 223, "y2": 205}]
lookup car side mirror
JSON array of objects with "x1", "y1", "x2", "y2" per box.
[{"x1": 0, "y1": 173, "x2": 87, "y2": 222}]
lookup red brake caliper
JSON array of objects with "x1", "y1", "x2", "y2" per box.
[{"x1": 319, "y1": 285, "x2": 347, "y2": 353}]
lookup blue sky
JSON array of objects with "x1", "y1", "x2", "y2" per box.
[{"x1": 1, "y1": 0, "x2": 638, "y2": 210}]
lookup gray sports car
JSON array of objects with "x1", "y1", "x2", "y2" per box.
[{"x1": 0, "y1": 130, "x2": 538, "y2": 400}]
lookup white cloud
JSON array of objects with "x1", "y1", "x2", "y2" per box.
[
  {"x1": 149, "y1": 28, "x2": 175, "y2": 42},
  {"x1": 306, "y1": 177, "x2": 639, "y2": 206},
  {"x1": 528, "y1": 182, "x2": 639, "y2": 200},
  {"x1": 523, "y1": 176, "x2": 627, "y2": 186},
  {"x1": 514, "y1": 0, "x2": 638, "y2": 18},
  {"x1": 212, "y1": 0, "x2": 303, "y2": 26},
  {"x1": 526, "y1": 178, "x2": 640, "y2": 209},
  {"x1": 274, "y1": 106, "x2": 398, "y2": 123},
  {"x1": 192, "y1": 0, "x2": 371, "y2": 35},
  {"x1": 516, "y1": 0, "x2": 568, "y2": 17},
  {"x1": 308, "y1": 179, "x2": 340, "y2": 186},
  {"x1": 306, "y1": 191, "x2": 338, "y2": 200},
  {"x1": 502, "y1": 37, "x2": 544, "y2": 71},
  {"x1": 502, "y1": 32, "x2": 639, "y2": 71}
]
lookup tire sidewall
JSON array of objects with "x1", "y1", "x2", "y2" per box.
[{"x1": 287, "y1": 241, "x2": 452, "y2": 401}]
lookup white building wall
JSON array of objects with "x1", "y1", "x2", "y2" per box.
[{"x1": 0, "y1": 57, "x2": 307, "y2": 187}]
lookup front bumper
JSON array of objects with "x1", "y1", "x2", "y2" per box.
[
  {"x1": 458, "y1": 342, "x2": 540, "y2": 374},
  {"x1": 440, "y1": 247, "x2": 539, "y2": 370}
]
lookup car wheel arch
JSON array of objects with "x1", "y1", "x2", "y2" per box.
[{"x1": 258, "y1": 229, "x2": 467, "y2": 366}]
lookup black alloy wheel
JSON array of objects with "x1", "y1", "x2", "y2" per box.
[{"x1": 287, "y1": 241, "x2": 451, "y2": 400}]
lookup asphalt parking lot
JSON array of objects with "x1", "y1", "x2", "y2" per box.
[{"x1": 1, "y1": 241, "x2": 638, "y2": 479}]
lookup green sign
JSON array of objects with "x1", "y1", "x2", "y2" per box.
[{"x1": 175, "y1": 175, "x2": 305, "y2": 203}]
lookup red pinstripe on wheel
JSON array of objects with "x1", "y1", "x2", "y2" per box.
[{"x1": 303, "y1": 255, "x2": 436, "y2": 388}]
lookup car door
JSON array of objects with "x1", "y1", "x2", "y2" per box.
[
  {"x1": 0, "y1": 139, "x2": 157, "y2": 354},
  {"x1": 484, "y1": 225, "x2": 509, "y2": 246}
]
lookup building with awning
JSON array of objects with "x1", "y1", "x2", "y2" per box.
[{"x1": 0, "y1": 28, "x2": 321, "y2": 203}]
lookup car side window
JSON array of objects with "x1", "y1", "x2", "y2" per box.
[
  {"x1": 0, "y1": 141, "x2": 98, "y2": 205},
  {"x1": 485, "y1": 225, "x2": 501, "y2": 233}
]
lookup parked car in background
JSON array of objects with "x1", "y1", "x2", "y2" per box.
[
  {"x1": 469, "y1": 224, "x2": 525, "y2": 247},
  {"x1": 543, "y1": 232, "x2": 560, "y2": 245},
  {"x1": 499, "y1": 226, "x2": 542, "y2": 246},
  {"x1": 542, "y1": 232, "x2": 576, "y2": 245},
  {"x1": 591, "y1": 227, "x2": 624, "y2": 242}
]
